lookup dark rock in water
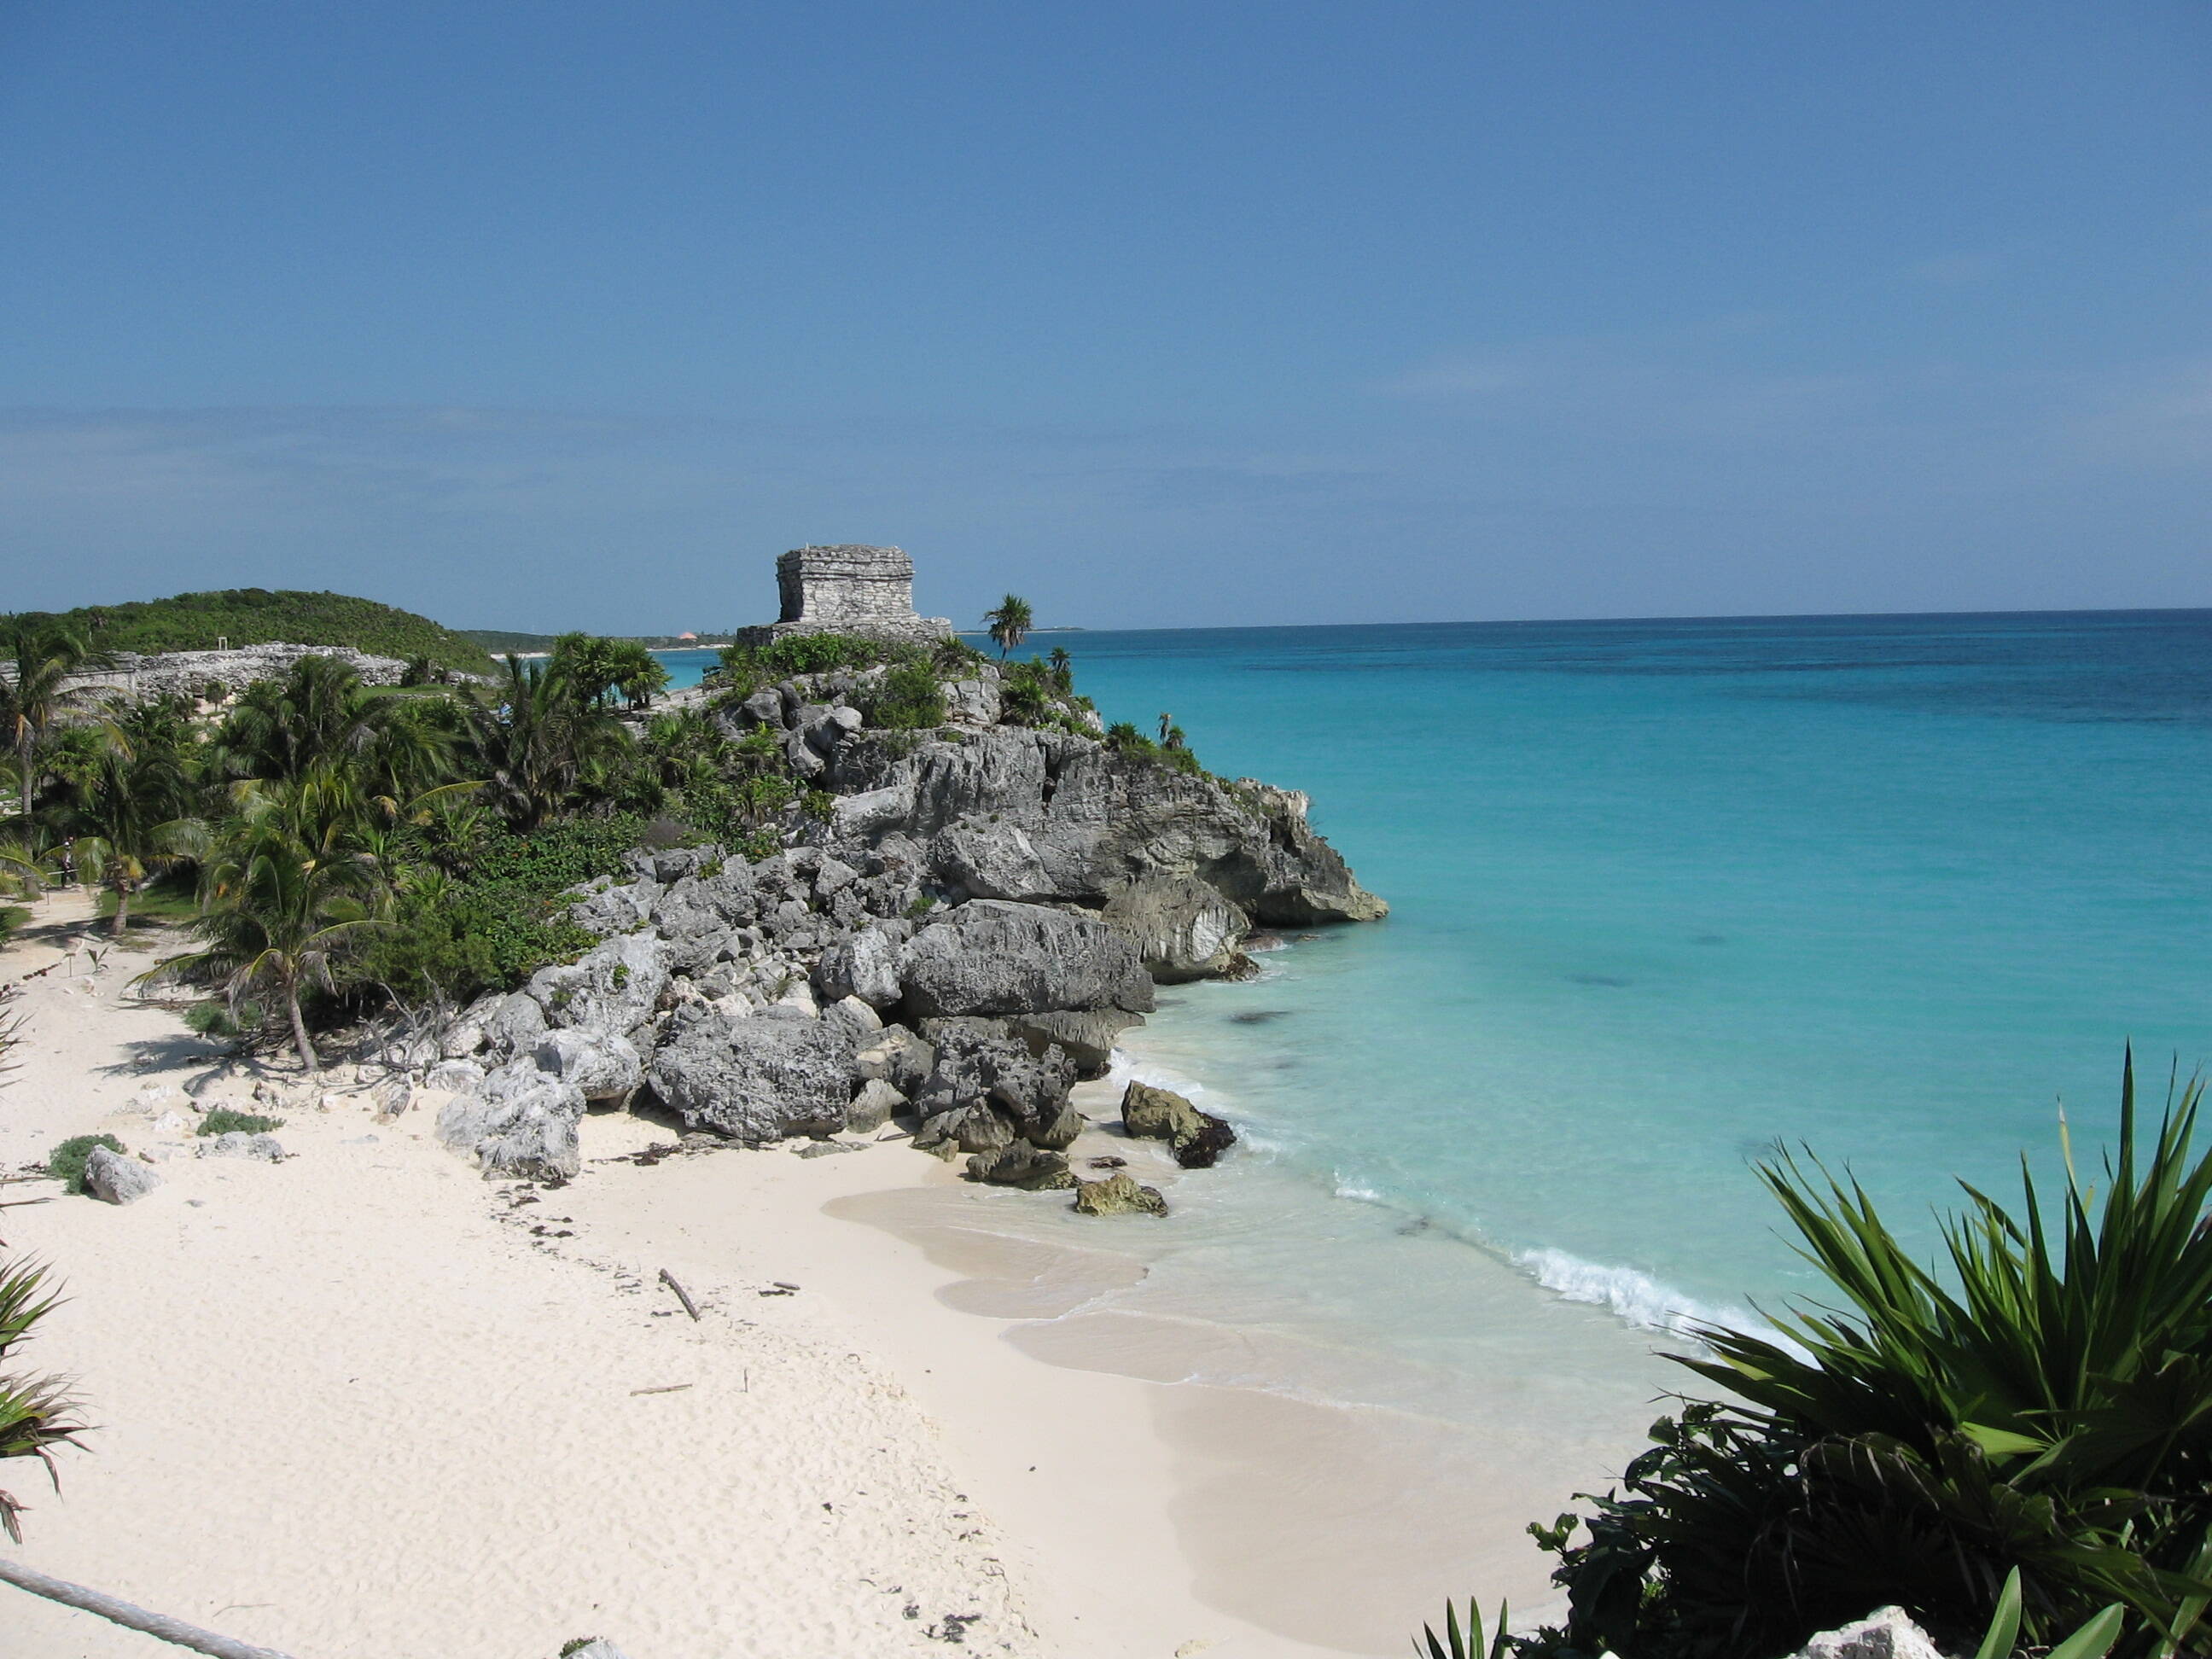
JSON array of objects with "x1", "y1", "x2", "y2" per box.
[
  {"x1": 1072, "y1": 1171, "x2": 1168, "y2": 1216},
  {"x1": 1569, "y1": 973, "x2": 1632, "y2": 988},
  {"x1": 963, "y1": 1141, "x2": 1075, "y2": 1190},
  {"x1": 1229, "y1": 1010, "x2": 1289, "y2": 1025},
  {"x1": 1121, "y1": 1080, "x2": 1237, "y2": 1169},
  {"x1": 1087, "y1": 1155, "x2": 1126, "y2": 1170}
]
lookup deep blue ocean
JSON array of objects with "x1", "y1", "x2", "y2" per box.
[{"x1": 663, "y1": 610, "x2": 2212, "y2": 1370}]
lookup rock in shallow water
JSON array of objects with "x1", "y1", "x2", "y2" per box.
[
  {"x1": 1120, "y1": 1080, "x2": 1237, "y2": 1169},
  {"x1": 1072, "y1": 1171, "x2": 1168, "y2": 1216}
]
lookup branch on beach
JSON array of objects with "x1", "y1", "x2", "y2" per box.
[{"x1": 0, "y1": 1555, "x2": 300, "y2": 1659}]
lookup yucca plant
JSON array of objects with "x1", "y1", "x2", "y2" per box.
[
  {"x1": 0, "y1": 1258, "x2": 88, "y2": 1541},
  {"x1": 1494, "y1": 1051, "x2": 2212, "y2": 1659},
  {"x1": 1417, "y1": 1597, "x2": 1511, "y2": 1659}
]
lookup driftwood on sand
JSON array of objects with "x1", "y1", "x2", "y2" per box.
[{"x1": 0, "y1": 1554, "x2": 300, "y2": 1659}]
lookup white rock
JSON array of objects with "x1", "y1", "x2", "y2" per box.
[
  {"x1": 1789, "y1": 1607, "x2": 1947, "y2": 1659},
  {"x1": 84, "y1": 1146, "x2": 162, "y2": 1204}
]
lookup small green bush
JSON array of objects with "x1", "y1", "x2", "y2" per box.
[
  {"x1": 46, "y1": 1134, "x2": 125, "y2": 1195},
  {"x1": 866, "y1": 660, "x2": 946, "y2": 730},
  {"x1": 197, "y1": 1109, "x2": 283, "y2": 1137}
]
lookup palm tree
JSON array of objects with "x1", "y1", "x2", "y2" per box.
[
  {"x1": 61, "y1": 718, "x2": 206, "y2": 935},
  {"x1": 143, "y1": 770, "x2": 387, "y2": 1074},
  {"x1": 463, "y1": 656, "x2": 632, "y2": 831},
  {"x1": 1047, "y1": 645, "x2": 1073, "y2": 691},
  {"x1": 0, "y1": 622, "x2": 104, "y2": 823},
  {"x1": 609, "y1": 639, "x2": 670, "y2": 710},
  {"x1": 983, "y1": 595, "x2": 1033, "y2": 660},
  {"x1": 212, "y1": 654, "x2": 449, "y2": 797}
]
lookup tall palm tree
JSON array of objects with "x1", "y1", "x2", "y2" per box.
[
  {"x1": 61, "y1": 718, "x2": 207, "y2": 935},
  {"x1": 0, "y1": 621, "x2": 104, "y2": 823},
  {"x1": 609, "y1": 639, "x2": 670, "y2": 710},
  {"x1": 1047, "y1": 644, "x2": 1073, "y2": 690},
  {"x1": 143, "y1": 770, "x2": 387, "y2": 1074},
  {"x1": 983, "y1": 595, "x2": 1033, "y2": 661}
]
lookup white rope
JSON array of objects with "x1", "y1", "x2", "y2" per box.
[{"x1": 0, "y1": 1555, "x2": 300, "y2": 1659}]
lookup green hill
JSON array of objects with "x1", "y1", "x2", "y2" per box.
[
  {"x1": 6, "y1": 590, "x2": 496, "y2": 675},
  {"x1": 460, "y1": 628, "x2": 561, "y2": 655}
]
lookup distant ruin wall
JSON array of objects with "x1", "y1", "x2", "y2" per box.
[{"x1": 61, "y1": 644, "x2": 416, "y2": 703}]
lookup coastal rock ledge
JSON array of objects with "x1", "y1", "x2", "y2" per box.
[{"x1": 424, "y1": 652, "x2": 1383, "y2": 1180}]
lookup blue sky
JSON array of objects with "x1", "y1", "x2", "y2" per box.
[{"x1": 3, "y1": 3, "x2": 2208, "y2": 632}]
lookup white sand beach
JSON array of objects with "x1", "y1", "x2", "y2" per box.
[{"x1": 0, "y1": 890, "x2": 1390, "y2": 1658}]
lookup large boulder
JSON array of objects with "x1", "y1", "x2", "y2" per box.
[
  {"x1": 911, "y1": 1017, "x2": 1075, "y2": 1144},
  {"x1": 1103, "y1": 874, "x2": 1251, "y2": 983},
  {"x1": 964, "y1": 1142, "x2": 1075, "y2": 1190},
  {"x1": 897, "y1": 900, "x2": 1153, "y2": 1019},
  {"x1": 485, "y1": 991, "x2": 549, "y2": 1057},
  {"x1": 532, "y1": 1027, "x2": 644, "y2": 1102},
  {"x1": 436, "y1": 1060, "x2": 586, "y2": 1180},
  {"x1": 527, "y1": 933, "x2": 670, "y2": 1037},
  {"x1": 647, "y1": 1007, "x2": 859, "y2": 1142},
  {"x1": 1121, "y1": 1080, "x2": 1237, "y2": 1169},
  {"x1": 1007, "y1": 1009, "x2": 1144, "y2": 1079},
  {"x1": 812, "y1": 921, "x2": 908, "y2": 1008},
  {"x1": 84, "y1": 1146, "x2": 161, "y2": 1205},
  {"x1": 200, "y1": 1132, "x2": 284, "y2": 1161}
]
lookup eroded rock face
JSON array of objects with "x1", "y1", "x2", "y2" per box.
[
  {"x1": 1007, "y1": 1009, "x2": 1143, "y2": 1079},
  {"x1": 84, "y1": 1145, "x2": 161, "y2": 1204},
  {"x1": 532, "y1": 1027, "x2": 644, "y2": 1102},
  {"x1": 897, "y1": 900, "x2": 1153, "y2": 1019},
  {"x1": 1103, "y1": 874, "x2": 1252, "y2": 983},
  {"x1": 527, "y1": 933, "x2": 669, "y2": 1037},
  {"x1": 1072, "y1": 1171, "x2": 1168, "y2": 1216},
  {"x1": 648, "y1": 1007, "x2": 859, "y2": 1142}
]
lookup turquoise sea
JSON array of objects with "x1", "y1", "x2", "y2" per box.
[
  {"x1": 668, "y1": 611, "x2": 2212, "y2": 1333},
  {"x1": 662, "y1": 613, "x2": 2212, "y2": 1620}
]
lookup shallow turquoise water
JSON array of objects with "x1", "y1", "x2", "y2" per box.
[{"x1": 665, "y1": 614, "x2": 2212, "y2": 1336}]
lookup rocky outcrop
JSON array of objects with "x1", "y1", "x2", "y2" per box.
[
  {"x1": 1103, "y1": 874, "x2": 1252, "y2": 982},
  {"x1": 828, "y1": 725, "x2": 1385, "y2": 926},
  {"x1": 648, "y1": 1006, "x2": 861, "y2": 1142},
  {"x1": 897, "y1": 901, "x2": 1153, "y2": 1020},
  {"x1": 1073, "y1": 1171, "x2": 1168, "y2": 1216},
  {"x1": 84, "y1": 1146, "x2": 160, "y2": 1204},
  {"x1": 1121, "y1": 1080, "x2": 1237, "y2": 1168},
  {"x1": 200, "y1": 1132, "x2": 284, "y2": 1161}
]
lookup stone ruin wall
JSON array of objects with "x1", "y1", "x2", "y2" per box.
[{"x1": 745, "y1": 544, "x2": 953, "y2": 647}]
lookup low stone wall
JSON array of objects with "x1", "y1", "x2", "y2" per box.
[{"x1": 64, "y1": 644, "x2": 414, "y2": 702}]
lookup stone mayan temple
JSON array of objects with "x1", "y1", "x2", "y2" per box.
[{"x1": 740, "y1": 544, "x2": 954, "y2": 647}]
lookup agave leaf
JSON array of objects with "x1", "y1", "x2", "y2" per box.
[
  {"x1": 2047, "y1": 1604, "x2": 2128, "y2": 1659},
  {"x1": 1975, "y1": 1568, "x2": 2024, "y2": 1659}
]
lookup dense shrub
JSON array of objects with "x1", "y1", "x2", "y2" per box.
[
  {"x1": 45, "y1": 1134, "x2": 125, "y2": 1195},
  {"x1": 197, "y1": 1109, "x2": 283, "y2": 1137},
  {"x1": 865, "y1": 661, "x2": 946, "y2": 730},
  {"x1": 352, "y1": 814, "x2": 644, "y2": 1003}
]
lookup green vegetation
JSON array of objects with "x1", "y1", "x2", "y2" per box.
[
  {"x1": 44, "y1": 1133, "x2": 125, "y2": 1196},
  {"x1": 1105, "y1": 719, "x2": 1202, "y2": 776},
  {"x1": 2, "y1": 590, "x2": 495, "y2": 676},
  {"x1": 197, "y1": 1109, "x2": 283, "y2": 1137},
  {"x1": 0, "y1": 1257, "x2": 88, "y2": 1541},
  {"x1": 1, "y1": 614, "x2": 1157, "y2": 1076},
  {"x1": 1444, "y1": 1051, "x2": 2212, "y2": 1659}
]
